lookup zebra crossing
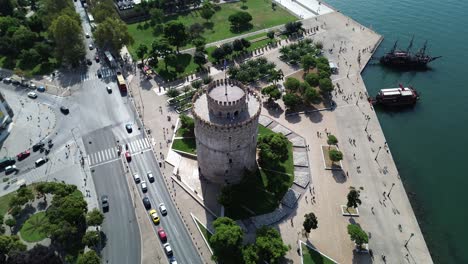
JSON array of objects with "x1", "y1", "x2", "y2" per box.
[
  {"x1": 88, "y1": 137, "x2": 152, "y2": 167},
  {"x1": 80, "y1": 67, "x2": 117, "y2": 81}
]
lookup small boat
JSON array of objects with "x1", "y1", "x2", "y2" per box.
[{"x1": 369, "y1": 84, "x2": 420, "y2": 107}]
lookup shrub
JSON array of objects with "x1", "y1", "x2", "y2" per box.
[
  {"x1": 305, "y1": 72, "x2": 319, "y2": 87},
  {"x1": 166, "y1": 88, "x2": 180, "y2": 98}
]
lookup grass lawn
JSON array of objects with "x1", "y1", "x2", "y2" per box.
[
  {"x1": 172, "y1": 138, "x2": 197, "y2": 154},
  {"x1": 20, "y1": 211, "x2": 49, "y2": 242},
  {"x1": 302, "y1": 243, "x2": 337, "y2": 264},
  {"x1": 0, "y1": 192, "x2": 15, "y2": 217},
  {"x1": 127, "y1": 0, "x2": 297, "y2": 57}
]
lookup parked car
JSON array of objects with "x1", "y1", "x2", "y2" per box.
[
  {"x1": 169, "y1": 257, "x2": 177, "y2": 264},
  {"x1": 133, "y1": 173, "x2": 140, "y2": 183},
  {"x1": 163, "y1": 243, "x2": 173, "y2": 256},
  {"x1": 85, "y1": 32, "x2": 90, "y2": 38},
  {"x1": 157, "y1": 227, "x2": 167, "y2": 242},
  {"x1": 159, "y1": 203, "x2": 167, "y2": 216},
  {"x1": 95, "y1": 55, "x2": 100, "y2": 63},
  {"x1": 27, "y1": 92, "x2": 37, "y2": 99},
  {"x1": 29, "y1": 83, "x2": 36, "y2": 90},
  {"x1": 35, "y1": 158, "x2": 47, "y2": 167},
  {"x1": 141, "y1": 180, "x2": 147, "y2": 192},
  {"x1": 101, "y1": 195, "x2": 109, "y2": 212},
  {"x1": 32, "y1": 142, "x2": 45, "y2": 152},
  {"x1": 2, "y1": 77, "x2": 11, "y2": 83},
  {"x1": 106, "y1": 86, "x2": 112, "y2": 93},
  {"x1": 149, "y1": 209, "x2": 160, "y2": 224},
  {"x1": 37, "y1": 86, "x2": 45, "y2": 92},
  {"x1": 142, "y1": 196, "x2": 151, "y2": 209},
  {"x1": 97, "y1": 70, "x2": 102, "y2": 79},
  {"x1": 147, "y1": 171, "x2": 154, "y2": 182},
  {"x1": 86, "y1": 59, "x2": 92, "y2": 65},
  {"x1": 88, "y1": 44, "x2": 94, "y2": 50},
  {"x1": 16, "y1": 150, "x2": 31, "y2": 161},
  {"x1": 11, "y1": 79, "x2": 20, "y2": 85},
  {"x1": 60, "y1": 106, "x2": 70, "y2": 114},
  {"x1": 4, "y1": 165, "x2": 17, "y2": 174}
]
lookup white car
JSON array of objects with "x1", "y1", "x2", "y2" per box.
[
  {"x1": 88, "y1": 44, "x2": 94, "y2": 50},
  {"x1": 163, "y1": 243, "x2": 173, "y2": 256},
  {"x1": 27, "y1": 92, "x2": 37, "y2": 99},
  {"x1": 85, "y1": 32, "x2": 90, "y2": 38},
  {"x1": 133, "y1": 173, "x2": 140, "y2": 183},
  {"x1": 4, "y1": 165, "x2": 16, "y2": 174},
  {"x1": 141, "y1": 180, "x2": 147, "y2": 192},
  {"x1": 106, "y1": 86, "x2": 112, "y2": 93},
  {"x1": 159, "y1": 203, "x2": 167, "y2": 215},
  {"x1": 29, "y1": 83, "x2": 36, "y2": 90},
  {"x1": 147, "y1": 171, "x2": 154, "y2": 182}
]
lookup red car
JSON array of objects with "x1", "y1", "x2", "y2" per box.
[
  {"x1": 17, "y1": 150, "x2": 31, "y2": 161},
  {"x1": 95, "y1": 55, "x2": 100, "y2": 63},
  {"x1": 157, "y1": 227, "x2": 167, "y2": 242},
  {"x1": 125, "y1": 151, "x2": 131, "y2": 162}
]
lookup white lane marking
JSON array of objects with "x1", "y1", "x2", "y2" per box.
[
  {"x1": 142, "y1": 138, "x2": 149, "y2": 148},
  {"x1": 89, "y1": 157, "x2": 121, "y2": 168}
]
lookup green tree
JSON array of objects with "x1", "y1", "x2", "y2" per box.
[
  {"x1": 304, "y1": 86, "x2": 320, "y2": 104},
  {"x1": 193, "y1": 37, "x2": 206, "y2": 52},
  {"x1": 189, "y1": 23, "x2": 205, "y2": 40},
  {"x1": 301, "y1": 54, "x2": 316, "y2": 73},
  {"x1": 305, "y1": 72, "x2": 319, "y2": 86},
  {"x1": 193, "y1": 51, "x2": 207, "y2": 68},
  {"x1": 329, "y1": 149, "x2": 343, "y2": 162},
  {"x1": 284, "y1": 21, "x2": 303, "y2": 36},
  {"x1": 211, "y1": 47, "x2": 225, "y2": 62},
  {"x1": 268, "y1": 69, "x2": 283, "y2": 85},
  {"x1": 6, "y1": 244, "x2": 61, "y2": 264},
  {"x1": 347, "y1": 189, "x2": 362, "y2": 209},
  {"x1": 91, "y1": 0, "x2": 118, "y2": 23},
  {"x1": 284, "y1": 77, "x2": 300, "y2": 92},
  {"x1": 282, "y1": 93, "x2": 301, "y2": 110},
  {"x1": 149, "y1": 8, "x2": 164, "y2": 25},
  {"x1": 180, "y1": 114, "x2": 194, "y2": 136},
  {"x1": 200, "y1": 5, "x2": 215, "y2": 22},
  {"x1": 150, "y1": 39, "x2": 173, "y2": 68},
  {"x1": 0, "y1": 235, "x2": 26, "y2": 258},
  {"x1": 347, "y1": 224, "x2": 368, "y2": 248},
  {"x1": 255, "y1": 226, "x2": 288, "y2": 264},
  {"x1": 303, "y1": 213, "x2": 318, "y2": 233},
  {"x1": 228, "y1": 11, "x2": 252, "y2": 32},
  {"x1": 49, "y1": 14, "x2": 85, "y2": 66},
  {"x1": 86, "y1": 208, "x2": 104, "y2": 226},
  {"x1": 243, "y1": 244, "x2": 258, "y2": 264},
  {"x1": 5, "y1": 218, "x2": 16, "y2": 232},
  {"x1": 0, "y1": 0, "x2": 15, "y2": 16},
  {"x1": 164, "y1": 21, "x2": 188, "y2": 52},
  {"x1": 12, "y1": 26, "x2": 37, "y2": 51},
  {"x1": 136, "y1": 44, "x2": 148, "y2": 64},
  {"x1": 319, "y1": 78, "x2": 333, "y2": 93},
  {"x1": 267, "y1": 30, "x2": 275, "y2": 41},
  {"x1": 232, "y1": 39, "x2": 244, "y2": 53},
  {"x1": 94, "y1": 17, "x2": 134, "y2": 52},
  {"x1": 209, "y1": 217, "x2": 244, "y2": 264},
  {"x1": 261, "y1": 85, "x2": 281, "y2": 103},
  {"x1": 221, "y1": 43, "x2": 233, "y2": 56},
  {"x1": 82, "y1": 230, "x2": 100, "y2": 248},
  {"x1": 258, "y1": 133, "x2": 289, "y2": 164},
  {"x1": 77, "y1": 249, "x2": 101, "y2": 264},
  {"x1": 327, "y1": 134, "x2": 338, "y2": 145}
]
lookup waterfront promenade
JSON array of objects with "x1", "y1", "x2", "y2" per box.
[{"x1": 263, "y1": 11, "x2": 434, "y2": 264}]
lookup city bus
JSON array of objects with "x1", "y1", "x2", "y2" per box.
[{"x1": 116, "y1": 73, "x2": 127, "y2": 93}]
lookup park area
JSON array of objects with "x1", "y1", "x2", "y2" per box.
[{"x1": 127, "y1": 0, "x2": 297, "y2": 55}]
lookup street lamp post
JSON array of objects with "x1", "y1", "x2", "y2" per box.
[
  {"x1": 404, "y1": 233, "x2": 415, "y2": 248},
  {"x1": 387, "y1": 183, "x2": 396, "y2": 198},
  {"x1": 374, "y1": 146, "x2": 382, "y2": 161}
]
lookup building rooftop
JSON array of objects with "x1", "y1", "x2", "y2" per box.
[{"x1": 208, "y1": 83, "x2": 245, "y2": 103}]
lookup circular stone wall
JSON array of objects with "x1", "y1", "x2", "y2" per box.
[{"x1": 192, "y1": 79, "x2": 261, "y2": 184}]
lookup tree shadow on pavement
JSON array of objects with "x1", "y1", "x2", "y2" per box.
[
  {"x1": 331, "y1": 169, "x2": 347, "y2": 184},
  {"x1": 285, "y1": 113, "x2": 302, "y2": 124},
  {"x1": 305, "y1": 111, "x2": 323, "y2": 123}
]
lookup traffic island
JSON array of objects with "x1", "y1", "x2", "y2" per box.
[
  {"x1": 321, "y1": 145, "x2": 343, "y2": 170},
  {"x1": 340, "y1": 205, "x2": 360, "y2": 217}
]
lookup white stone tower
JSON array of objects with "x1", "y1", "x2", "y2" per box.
[{"x1": 192, "y1": 79, "x2": 261, "y2": 185}]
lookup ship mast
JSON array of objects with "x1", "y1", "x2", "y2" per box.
[
  {"x1": 406, "y1": 35, "x2": 414, "y2": 53},
  {"x1": 419, "y1": 40, "x2": 428, "y2": 56},
  {"x1": 390, "y1": 40, "x2": 398, "y2": 53}
]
